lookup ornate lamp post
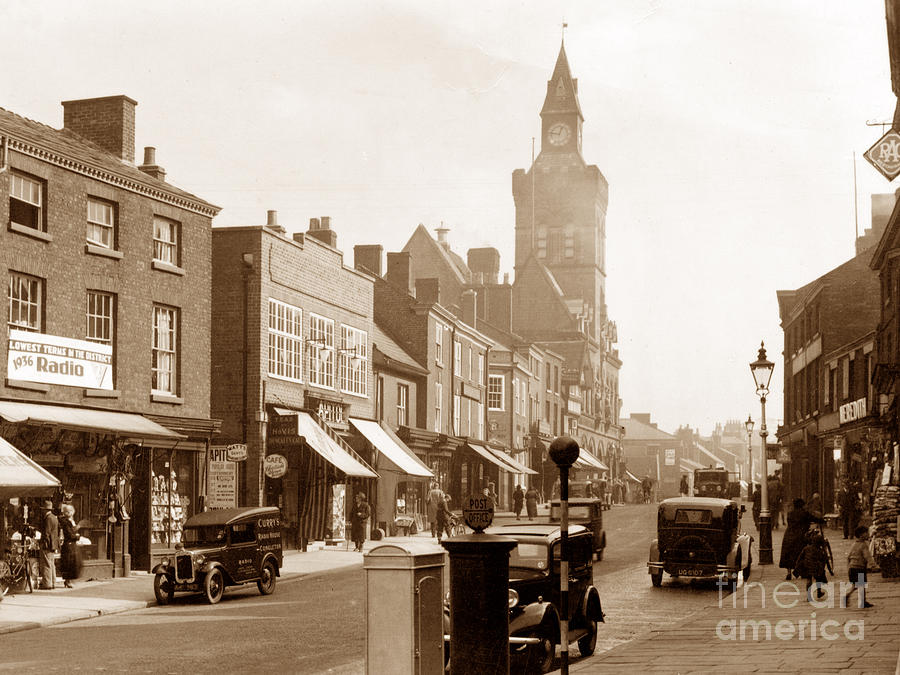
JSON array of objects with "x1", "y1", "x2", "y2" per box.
[
  {"x1": 744, "y1": 415, "x2": 754, "y2": 497},
  {"x1": 749, "y1": 342, "x2": 775, "y2": 565}
]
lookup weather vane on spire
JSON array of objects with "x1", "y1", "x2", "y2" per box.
[{"x1": 561, "y1": 20, "x2": 568, "y2": 42}]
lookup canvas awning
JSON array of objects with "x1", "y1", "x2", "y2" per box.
[
  {"x1": 465, "y1": 442, "x2": 514, "y2": 471},
  {"x1": 625, "y1": 470, "x2": 642, "y2": 483},
  {"x1": 575, "y1": 452, "x2": 609, "y2": 471},
  {"x1": 349, "y1": 418, "x2": 432, "y2": 478},
  {"x1": 0, "y1": 435, "x2": 61, "y2": 500},
  {"x1": 680, "y1": 457, "x2": 706, "y2": 471},
  {"x1": 291, "y1": 412, "x2": 377, "y2": 478},
  {"x1": 0, "y1": 401, "x2": 184, "y2": 441},
  {"x1": 487, "y1": 447, "x2": 538, "y2": 475}
]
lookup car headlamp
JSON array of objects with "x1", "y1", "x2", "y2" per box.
[{"x1": 508, "y1": 589, "x2": 519, "y2": 609}]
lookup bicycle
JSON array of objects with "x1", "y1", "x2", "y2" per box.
[
  {"x1": 0, "y1": 530, "x2": 39, "y2": 596},
  {"x1": 447, "y1": 514, "x2": 466, "y2": 537}
]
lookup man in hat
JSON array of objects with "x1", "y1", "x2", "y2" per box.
[{"x1": 38, "y1": 500, "x2": 59, "y2": 589}]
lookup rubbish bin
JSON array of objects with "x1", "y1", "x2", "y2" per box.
[{"x1": 364, "y1": 541, "x2": 446, "y2": 675}]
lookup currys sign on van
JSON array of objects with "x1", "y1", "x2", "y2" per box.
[{"x1": 7, "y1": 329, "x2": 112, "y2": 390}]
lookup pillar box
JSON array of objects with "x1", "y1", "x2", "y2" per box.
[
  {"x1": 364, "y1": 541, "x2": 446, "y2": 675},
  {"x1": 442, "y1": 534, "x2": 518, "y2": 675}
]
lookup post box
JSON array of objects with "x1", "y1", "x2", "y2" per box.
[{"x1": 364, "y1": 541, "x2": 446, "y2": 675}]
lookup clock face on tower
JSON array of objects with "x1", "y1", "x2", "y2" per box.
[{"x1": 548, "y1": 122, "x2": 571, "y2": 146}]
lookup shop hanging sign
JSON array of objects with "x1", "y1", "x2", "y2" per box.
[
  {"x1": 208, "y1": 446, "x2": 237, "y2": 509},
  {"x1": 864, "y1": 129, "x2": 900, "y2": 181},
  {"x1": 839, "y1": 397, "x2": 867, "y2": 425},
  {"x1": 664, "y1": 448, "x2": 676, "y2": 466},
  {"x1": 264, "y1": 453, "x2": 288, "y2": 479},
  {"x1": 225, "y1": 443, "x2": 248, "y2": 462},
  {"x1": 7, "y1": 329, "x2": 112, "y2": 390}
]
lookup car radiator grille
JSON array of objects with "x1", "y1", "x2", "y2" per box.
[{"x1": 175, "y1": 554, "x2": 193, "y2": 581}]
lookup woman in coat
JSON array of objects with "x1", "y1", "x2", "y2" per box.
[
  {"x1": 525, "y1": 486, "x2": 539, "y2": 520},
  {"x1": 779, "y1": 498, "x2": 824, "y2": 580},
  {"x1": 59, "y1": 503, "x2": 82, "y2": 588},
  {"x1": 512, "y1": 485, "x2": 524, "y2": 520},
  {"x1": 350, "y1": 493, "x2": 371, "y2": 553}
]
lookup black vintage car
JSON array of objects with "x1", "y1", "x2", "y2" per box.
[
  {"x1": 152, "y1": 506, "x2": 283, "y2": 605},
  {"x1": 648, "y1": 497, "x2": 752, "y2": 588},
  {"x1": 548, "y1": 498, "x2": 606, "y2": 560},
  {"x1": 445, "y1": 524, "x2": 605, "y2": 674}
]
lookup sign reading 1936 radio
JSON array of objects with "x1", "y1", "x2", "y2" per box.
[
  {"x1": 462, "y1": 494, "x2": 494, "y2": 533},
  {"x1": 7, "y1": 329, "x2": 113, "y2": 390}
]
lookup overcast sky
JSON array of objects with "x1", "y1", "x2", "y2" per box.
[{"x1": 4, "y1": 1, "x2": 895, "y2": 436}]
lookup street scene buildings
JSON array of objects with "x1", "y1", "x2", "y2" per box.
[{"x1": 2, "y1": 4, "x2": 900, "y2": 674}]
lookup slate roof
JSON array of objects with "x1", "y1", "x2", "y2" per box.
[
  {"x1": 0, "y1": 104, "x2": 219, "y2": 216},
  {"x1": 372, "y1": 323, "x2": 428, "y2": 376},
  {"x1": 621, "y1": 416, "x2": 678, "y2": 441},
  {"x1": 541, "y1": 41, "x2": 584, "y2": 120}
]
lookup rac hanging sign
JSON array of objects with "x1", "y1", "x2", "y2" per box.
[
  {"x1": 839, "y1": 398, "x2": 867, "y2": 425},
  {"x1": 864, "y1": 129, "x2": 900, "y2": 181},
  {"x1": 7, "y1": 328, "x2": 112, "y2": 390}
]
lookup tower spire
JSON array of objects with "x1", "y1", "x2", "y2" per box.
[{"x1": 541, "y1": 38, "x2": 583, "y2": 120}]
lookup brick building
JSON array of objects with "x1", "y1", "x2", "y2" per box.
[
  {"x1": 211, "y1": 213, "x2": 380, "y2": 549},
  {"x1": 776, "y1": 200, "x2": 888, "y2": 513},
  {"x1": 0, "y1": 95, "x2": 220, "y2": 575}
]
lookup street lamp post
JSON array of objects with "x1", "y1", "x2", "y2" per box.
[
  {"x1": 744, "y1": 415, "x2": 754, "y2": 498},
  {"x1": 750, "y1": 342, "x2": 775, "y2": 565}
]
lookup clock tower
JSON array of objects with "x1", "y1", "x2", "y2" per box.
[{"x1": 512, "y1": 40, "x2": 609, "y2": 341}]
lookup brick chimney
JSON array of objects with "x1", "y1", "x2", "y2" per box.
[
  {"x1": 307, "y1": 216, "x2": 337, "y2": 248},
  {"x1": 467, "y1": 247, "x2": 500, "y2": 284},
  {"x1": 354, "y1": 244, "x2": 383, "y2": 276},
  {"x1": 138, "y1": 146, "x2": 166, "y2": 182},
  {"x1": 461, "y1": 289, "x2": 477, "y2": 328},
  {"x1": 265, "y1": 209, "x2": 286, "y2": 235},
  {"x1": 62, "y1": 95, "x2": 137, "y2": 163},
  {"x1": 415, "y1": 278, "x2": 440, "y2": 305},
  {"x1": 386, "y1": 251, "x2": 413, "y2": 294}
]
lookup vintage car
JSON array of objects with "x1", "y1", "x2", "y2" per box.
[
  {"x1": 444, "y1": 524, "x2": 604, "y2": 674},
  {"x1": 151, "y1": 506, "x2": 283, "y2": 605},
  {"x1": 548, "y1": 498, "x2": 606, "y2": 560},
  {"x1": 648, "y1": 497, "x2": 751, "y2": 588}
]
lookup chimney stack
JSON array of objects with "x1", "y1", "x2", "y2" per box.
[
  {"x1": 62, "y1": 95, "x2": 137, "y2": 163},
  {"x1": 467, "y1": 247, "x2": 500, "y2": 284},
  {"x1": 415, "y1": 278, "x2": 441, "y2": 305},
  {"x1": 435, "y1": 225, "x2": 450, "y2": 250},
  {"x1": 138, "y1": 146, "x2": 166, "y2": 182},
  {"x1": 386, "y1": 251, "x2": 413, "y2": 294},
  {"x1": 354, "y1": 244, "x2": 383, "y2": 277},
  {"x1": 265, "y1": 209, "x2": 286, "y2": 235},
  {"x1": 461, "y1": 289, "x2": 477, "y2": 328},
  {"x1": 307, "y1": 216, "x2": 337, "y2": 248}
]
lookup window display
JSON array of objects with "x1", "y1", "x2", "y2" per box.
[{"x1": 151, "y1": 451, "x2": 196, "y2": 548}]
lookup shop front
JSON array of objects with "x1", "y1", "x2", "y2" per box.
[
  {"x1": 397, "y1": 426, "x2": 457, "y2": 504},
  {"x1": 0, "y1": 401, "x2": 189, "y2": 578},
  {"x1": 267, "y1": 409, "x2": 377, "y2": 550}
]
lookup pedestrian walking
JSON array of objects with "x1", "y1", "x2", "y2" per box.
[
  {"x1": 779, "y1": 498, "x2": 824, "y2": 581},
  {"x1": 436, "y1": 494, "x2": 454, "y2": 543},
  {"x1": 38, "y1": 499, "x2": 59, "y2": 589},
  {"x1": 792, "y1": 530, "x2": 833, "y2": 601},
  {"x1": 839, "y1": 482, "x2": 860, "y2": 540},
  {"x1": 767, "y1": 474, "x2": 783, "y2": 530},
  {"x1": 807, "y1": 492, "x2": 823, "y2": 519},
  {"x1": 525, "y1": 485, "x2": 539, "y2": 520},
  {"x1": 843, "y1": 525, "x2": 874, "y2": 608},
  {"x1": 59, "y1": 503, "x2": 82, "y2": 588},
  {"x1": 752, "y1": 484, "x2": 761, "y2": 530},
  {"x1": 350, "y1": 492, "x2": 371, "y2": 553},
  {"x1": 679, "y1": 474, "x2": 689, "y2": 497},
  {"x1": 513, "y1": 485, "x2": 524, "y2": 519},
  {"x1": 426, "y1": 482, "x2": 444, "y2": 538}
]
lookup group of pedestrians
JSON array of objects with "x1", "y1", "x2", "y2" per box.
[
  {"x1": 426, "y1": 482, "x2": 456, "y2": 542},
  {"x1": 512, "y1": 484, "x2": 539, "y2": 520},
  {"x1": 36, "y1": 499, "x2": 83, "y2": 590}
]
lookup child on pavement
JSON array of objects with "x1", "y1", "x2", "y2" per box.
[
  {"x1": 843, "y1": 525, "x2": 874, "y2": 608},
  {"x1": 793, "y1": 531, "x2": 833, "y2": 601}
]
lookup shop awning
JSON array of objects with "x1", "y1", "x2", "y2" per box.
[
  {"x1": 466, "y1": 442, "x2": 514, "y2": 471},
  {"x1": 0, "y1": 435, "x2": 61, "y2": 500},
  {"x1": 0, "y1": 401, "x2": 184, "y2": 440},
  {"x1": 349, "y1": 418, "x2": 432, "y2": 478},
  {"x1": 680, "y1": 457, "x2": 706, "y2": 471},
  {"x1": 575, "y1": 452, "x2": 609, "y2": 471},
  {"x1": 292, "y1": 412, "x2": 377, "y2": 478},
  {"x1": 488, "y1": 447, "x2": 538, "y2": 475},
  {"x1": 625, "y1": 470, "x2": 642, "y2": 483}
]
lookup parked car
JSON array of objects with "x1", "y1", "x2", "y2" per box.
[
  {"x1": 152, "y1": 506, "x2": 282, "y2": 605},
  {"x1": 444, "y1": 523, "x2": 604, "y2": 674},
  {"x1": 647, "y1": 497, "x2": 751, "y2": 588},
  {"x1": 548, "y1": 497, "x2": 606, "y2": 560}
]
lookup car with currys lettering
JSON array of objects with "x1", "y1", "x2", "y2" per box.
[{"x1": 152, "y1": 506, "x2": 282, "y2": 605}]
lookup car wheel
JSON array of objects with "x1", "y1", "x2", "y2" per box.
[
  {"x1": 204, "y1": 568, "x2": 225, "y2": 604},
  {"x1": 743, "y1": 553, "x2": 752, "y2": 582},
  {"x1": 527, "y1": 624, "x2": 556, "y2": 674},
  {"x1": 257, "y1": 560, "x2": 277, "y2": 595},
  {"x1": 651, "y1": 570, "x2": 662, "y2": 587},
  {"x1": 577, "y1": 618, "x2": 598, "y2": 657},
  {"x1": 154, "y1": 573, "x2": 174, "y2": 605}
]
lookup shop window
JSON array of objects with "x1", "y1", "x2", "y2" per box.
[
  {"x1": 8, "y1": 271, "x2": 43, "y2": 332},
  {"x1": 10, "y1": 171, "x2": 44, "y2": 232},
  {"x1": 151, "y1": 451, "x2": 196, "y2": 548}
]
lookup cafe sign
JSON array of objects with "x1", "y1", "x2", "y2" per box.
[
  {"x1": 264, "y1": 454, "x2": 288, "y2": 479},
  {"x1": 839, "y1": 397, "x2": 867, "y2": 425},
  {"x1": 7, "y1": 329, "x2": 112, "y2": 390}
]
